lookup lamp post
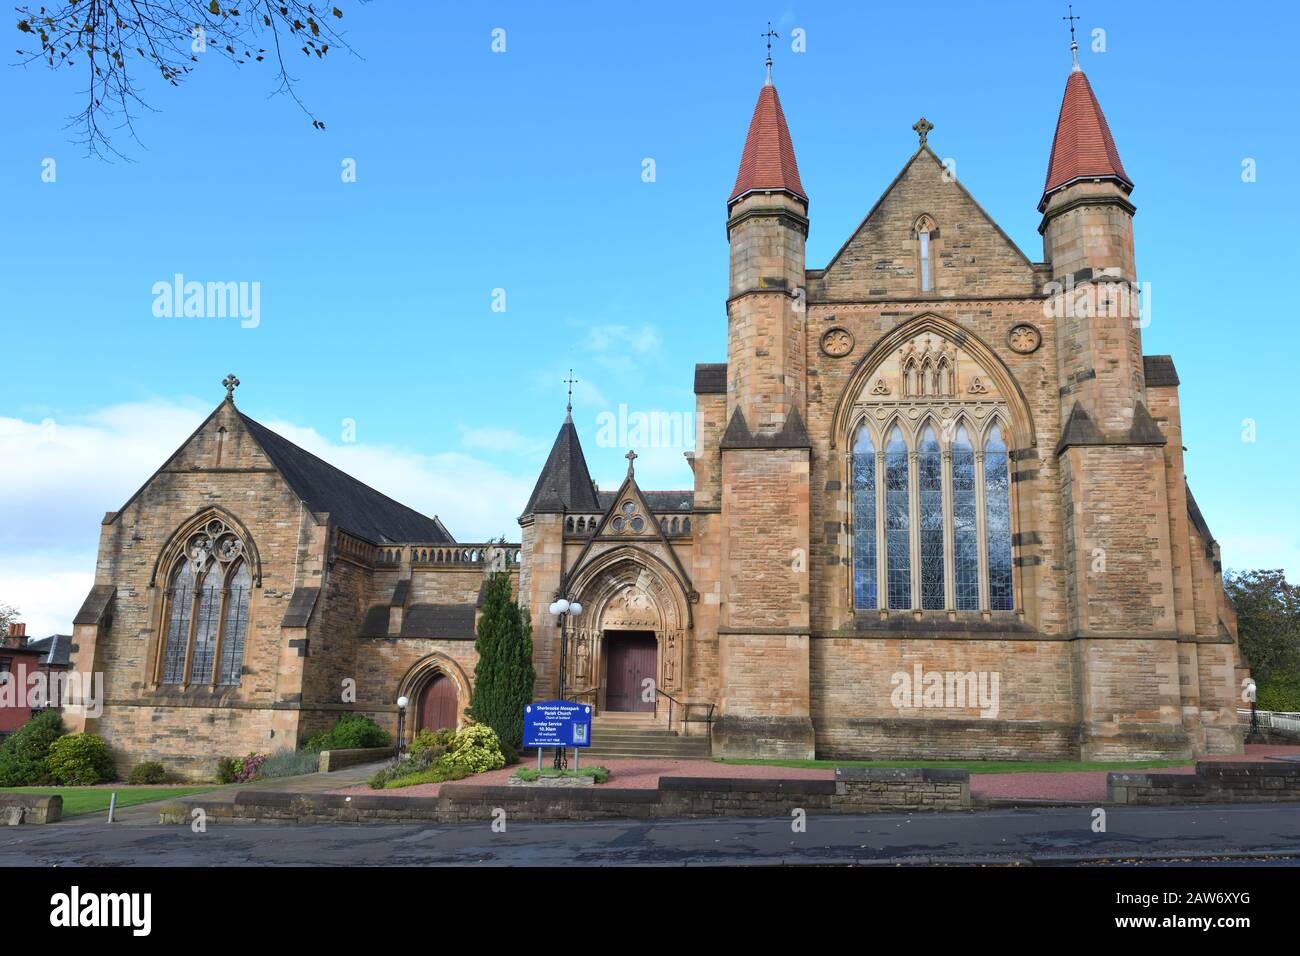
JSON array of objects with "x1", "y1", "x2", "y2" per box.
[
  {"x1": 548, "y1": 594, "x2": 583, "y2": 769},
  {"x1": 396, "y1": 695, "x2": 409, "y2": 758},
  {"x1": 1246, "y1": 680, "x2": 1260, "y2": 743}
]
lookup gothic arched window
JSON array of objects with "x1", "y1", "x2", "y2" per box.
[
  {"x1": 852, "y1": 426, "x2": 878, "y2": 610},
  {"x1": 156, "y1": 517, "x2": 253, "y2": 687},
  {"x1": 851, "y1": 418, "x2": 1016, "y2": 613}
]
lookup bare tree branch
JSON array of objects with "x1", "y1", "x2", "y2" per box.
[{"x1": 14, "y1": 0, "x2": 357, "y2": 159}]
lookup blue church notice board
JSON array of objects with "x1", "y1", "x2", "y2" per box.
[{"x1": 523, "y1": 701, "x2": 593, "y2": 748}]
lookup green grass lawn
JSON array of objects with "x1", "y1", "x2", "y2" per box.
[
  {"x1": 716, "y1": 758, "x2": 1193, "y2": 775},
  {"x1": 0, "y1": 786, "x2": 220, "y2": 817}
]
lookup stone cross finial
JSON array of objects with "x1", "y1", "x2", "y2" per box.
[
  {"x1": 913, "y1": 117, "x2": 934, "y2": 146},
  {"x1": 222, "y1": 374, "x2": 240, "y2": 400},
  {"x1": 625, "y1": 449, "x2": 637, "y2": 476}
]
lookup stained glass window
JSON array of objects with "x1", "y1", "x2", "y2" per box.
[
  {"x1": 985, "y1": 425, "x2": 1014, "y2": 610},
  {"x1": 885, "y1": 427, "x2": 911, "y2": 609},
  {"x1": 161, "y1": 562, "x2": 195, "y2": 684},
  {"x1": 952, "y1": 426, "x2": 980, "y2": 610},
  {"x1": 219, "y1": 562, "x2": 251, "y2": 685},
  {"x1": 852, "y1": 426, "x2": 877, "y2": 610},
  {"x1": 918, "y1": 426, "x2": 945, "y2": 609},
  {"x1": 189, "y1": 567, "x2": 223, "y2": 683}
]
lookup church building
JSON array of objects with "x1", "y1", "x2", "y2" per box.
[{"x1": 63, "y1": 46, "x2": 1246, "y2": 777}]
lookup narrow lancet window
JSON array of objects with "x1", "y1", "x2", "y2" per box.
[
  {"x1": 885, "y1": 427, "x2": 911, "y2": 609},
  {"x1": 985, "y1": 425, "x2": 1014, "y2": 610},
  {"x1": 852, "y1": 426, "x2": 878, "y2": 610},
  {"x1": 952, "y1": 426, "x2": 980, "y2": 610},
  {"x1": 918, "y1": 426, "x2": 945, "y2": 609}
]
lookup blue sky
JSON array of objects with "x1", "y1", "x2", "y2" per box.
[{"x1": 2, "y1": 1, "x2": 1297, "y2": 633}]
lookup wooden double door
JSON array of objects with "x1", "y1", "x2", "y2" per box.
[
  {"x1": 603, "y1": 631, "x2": 657, "y2": 713},
  {"x1": 417, "y1": 673, "x2": 459, "y2": 732}
]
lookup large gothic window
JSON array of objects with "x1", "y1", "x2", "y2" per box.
[
  {"x1": 157, "y1": 517, "x2": 252, "y2": 687},
  {"x1": 852, "y1": 419, "x2": 1015, "y2": 613},
  {"x1": 852, "y1": 428, "x2": 878, "y2": 610}
]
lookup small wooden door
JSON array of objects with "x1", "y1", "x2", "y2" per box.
[
  {"x1": 418, "y1": 674, "x2": 458, "y2": 732},
  {"x1": 604, "y1": 632, "x2": 657, "y2": 713}
]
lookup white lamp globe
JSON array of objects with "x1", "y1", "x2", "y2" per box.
[
  {"x1": 548, "y1": 600, "x2": 561, "y2": 615},
  {"x1": 554, "y1": 599, "x2": 571, "y2": 614},
  {"x1": 397, "y1": 696, "x2": 409, "y2": 709},
  {"x1": 569, "y1": 602, "x2": 583, "y2": 617}
]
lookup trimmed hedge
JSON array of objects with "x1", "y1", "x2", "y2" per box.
[{"x1": 302, "y1": 713, "x2": 391, "y2": 753}]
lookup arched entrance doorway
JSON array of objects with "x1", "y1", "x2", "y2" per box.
[{"x1": 417, "y1": 673, "x2": 459, "y2": 733}]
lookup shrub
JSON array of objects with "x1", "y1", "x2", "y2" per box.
[
  {"x1": 302, "y1": 713, "x2": 391, "y2": 752},
  {"x1": 46, "y1": 733, "x2": 116, "y2": 786},
  {"x1": 233, "y1": 753, "x2": 267, "y2": 783},
  {"x1": 127, "y1": 761, "x2": 167, "y2": 785},
  {"x1": 0, "y1": 710, "x2": 64, "y2": 786},
  {"x1": 257, "y1": 748, "x2": 321, "y2": 779},
  {"x1": 215, "y1": 756, "x2": 242, "y2": 784},
  {"x1": 444, "y1": 723, "x2": 505, "y2": 774},
  {"x1": 410, "y1": 727, "x2": 455, "y2": 756}
]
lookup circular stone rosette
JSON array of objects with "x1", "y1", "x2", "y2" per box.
[
  {"x1": 1007, "y1": 323, "x2": 1042, "y2": 354},
  {"x1": 820, "y1": 327, "x2": 855, "y2": 358}
]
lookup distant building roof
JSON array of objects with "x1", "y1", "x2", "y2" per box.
[{"x1": 23, "y1": 635, "x2": 72, "y2": 668}]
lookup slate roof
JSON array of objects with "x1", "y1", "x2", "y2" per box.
[
  {"x1": 238, "y1": 412, "x2": 453, "y2": 545},
  {"x1": 360, "y1": 603, "x2": 477, "y2": 640},
  {"x1": 23, "y1": 635, "x2": 71, "y2": 668},
  {"x1": 1143, "y1": 355, "x2": 1180, "y2": 388},
  {"x1": 729, "y1": 83, "x2": 806, "y2": 203},
  {"x1": 694, "y1": 363, "x2": 727, "y2": 395},
  {"x1": 522, "y1": 415, "x2": 602, "y2": 516},
  {"x1": 1041, "y1": 69, "x2": 1132, "y2": 209},
  {"x1": 597, "y1": 490, "x2": 694, "y2": 513}
]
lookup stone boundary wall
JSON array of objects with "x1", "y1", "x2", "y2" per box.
[
  {"x1": 1108, "y1": 761, "x2": 1300, "y2": 805},
  {"x1": 0, "y1": 793, "x2": 62, "y2": 825},
  {"x1": 158, "y1": 768, "x2": 969, "y2": 825},
  {"x1": 317, "y1": 747, "x2": 394, "y2": 773}
]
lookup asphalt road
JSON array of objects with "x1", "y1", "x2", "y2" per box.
[{"x1": 3, "y1": 803, "x2": 1300, "y2": 865}]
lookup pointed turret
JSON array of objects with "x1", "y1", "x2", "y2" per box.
[
  {"x1": 729, "y1": 83, "x2": 807, "y2": 205},
  {"x1": 726, "y1": 78, "x2": 809, "y2": 435},
  {"x1": 522, "y1": 411, "x2": 600, "y2": 516},
  {"x1": 1039, "y1": 68, "x2": 1132, "y2": 211}
]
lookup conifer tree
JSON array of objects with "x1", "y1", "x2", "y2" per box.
[{"x1": 468, "y1": 571, "x2": 535, "y2": 749}]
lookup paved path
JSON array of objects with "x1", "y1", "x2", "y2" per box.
[{"x1": 3, "y1": 803, "x2": 1299, "y2": 866}]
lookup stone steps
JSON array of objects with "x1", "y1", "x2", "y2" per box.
[{"x1": 584, "y1": 721, "x2": 712, "y2": 759}]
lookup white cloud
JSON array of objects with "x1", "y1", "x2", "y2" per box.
[
  {"x1": 0, "y1": 399, "x2": 536, "y2": 634},
  {"x1": 457, "y1": 424, "x2": 546, "y2": 456}
]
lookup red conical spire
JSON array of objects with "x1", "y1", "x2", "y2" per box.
[
  {"x1": 729, "y1": 83, "x2": 806, "y2": 204},
  {"x1": 1040, "y1": 68, "x2": 1132, "y2": 210}
]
